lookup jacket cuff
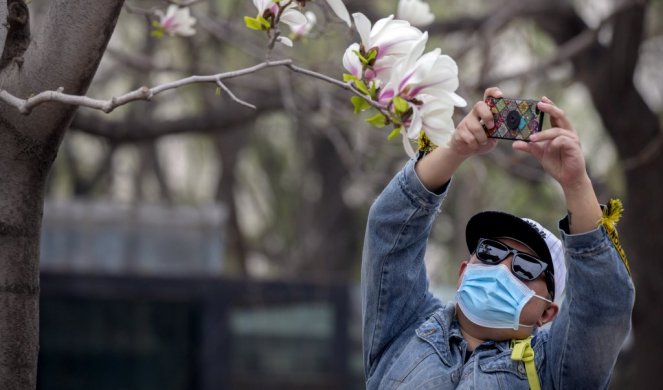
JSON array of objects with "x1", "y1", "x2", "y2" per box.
[
  {"x1": 558, "y1": 215, "x2": 610, "y2": 253},
  {"x1": 398, "y1": 158, "x2": 450, "y2": 210}
]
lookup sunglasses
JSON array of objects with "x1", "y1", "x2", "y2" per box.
[{"x1": 475, "y1": 238, "x2": 555, "y2": 299}]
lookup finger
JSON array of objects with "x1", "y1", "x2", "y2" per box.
[
  {"x1": 529, "y1": 127, "x2": 578, "y2": 143},
  {"x1": 460, "y1": 125, "x2": 480, "y2": 149},
  {"x1": 469, "y1": 120, "x2": 490, "y2": 145},
  {"x1": 512, "y1": 140, "x2": 531, "y2": 153},
  {"x1": 473, "y1": 101, "x2": 494, "y2": 130},
  {"x1": 537, "y1": 101, "x2": 573, "y2": 132},
  {"x1": 464, "y1": 112, "x2": 490, "y2": 145},
  {"x1": 513, "y1": 140, "x2": 544, "y2": 160},
  {"x1": 483, "y1": 87, "x2": 503, "y2": 100}
]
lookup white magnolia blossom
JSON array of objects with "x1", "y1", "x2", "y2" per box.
[
  {"x1": 323, "y1": 0, "x2": 351, "y2": 27},
  {"x1": 277, "y1": 36, "x2": 294, "y2": 46},
  {"x1": 343, "y1": 13, "x2": 423, "y2": 84},
  {"x1": 289, "y1": 11, "x2": 317, "y2": 38},
  {"x1": 407, "y1": 95, "x2": 456, "y2": 149},
  {"x1": 253, "y1": 0, "x2": 308, "y2": 28},
  {"x1": 342, "y1": 42, "x2": 363, "y2": 79},
  {"x1": 389, "y1": 40, "x2": 466, "y2": 155},
  {"x1": 155, "y1": 5, "x2": 196, "y2": 37},
  {"x1": 396, "y1": 0, "x2": 435, "y2": 27},
  {"x1": 380, "y1": 34, "x2": 466, "y2": 107}
]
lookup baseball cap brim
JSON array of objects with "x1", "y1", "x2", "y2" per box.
[{"x1": 465, "y1": 211, "x2": 554, "y2": 275}]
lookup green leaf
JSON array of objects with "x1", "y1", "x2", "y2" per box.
[
  {"x1": 369, "y1": 81, "x2": 377, "y2": 99},
  {"x1": 351, "y1": 96, "x2": 371, "y2": 113},
  {"x1": 257, "y1": 15, "x2": 271, "y2": 29},
  {"x1": 365, "y1": 48, "x2": 378, "y2": 63},
  {"x1": 343, "y1": 73, "x2": 358, "y2": 82},
  {"x1": 387, "y1": 127, "x2": 403, "y2": 141},
  {"x1": 354, "y1": 79, "x2": 370, "y2": 95},
  {"x1": 353, "y1": 50, "x2": 369, "y2": 65},
  {"x1": 215, "y1": 87, "x2": 221, "y2": 96},
  {"x1": 244, "y1": 16, "x2": 262, "y2": 30},
  {"x1": 393, "y1": 96, "x2": 409, "y2": 114},
  {"x1": 366, "y1": 113, "x2": 387, "y2": 128}
]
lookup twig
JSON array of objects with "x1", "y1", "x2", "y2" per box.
[
  {"x1": 286, "y1": 63, "x2": 390, "y2": 115},
  {"x1": 168, "y1": 0, "x2": 206, "y2": 6},
  {"x1": 215, "y1": 78, "x2": 256, "y2": 110}
]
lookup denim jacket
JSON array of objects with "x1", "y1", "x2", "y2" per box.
[{"x1": 361, "y1": 159, "x2": 635, "y2": 389}]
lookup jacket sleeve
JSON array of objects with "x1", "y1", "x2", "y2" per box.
[
  {"x1": 544, "y1": 219, "x2": 635, "y2": 389},
  {"x1": 361, "y1": 159, "x2": 448, "y2": 379}
]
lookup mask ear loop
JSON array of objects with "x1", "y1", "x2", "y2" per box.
[{"x1": 517, "y1": 294, "x2": 553, "y2": 328}]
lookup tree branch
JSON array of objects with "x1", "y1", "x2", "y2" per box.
[
  {"x1": 481, "y1": 0, "x2": 642, "y2": 87},
  {"x1": 0, "y1": 59, "x2": 388, "y2": 116}
]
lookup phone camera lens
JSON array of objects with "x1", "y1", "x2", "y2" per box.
[{"x1": 506, "y1": 110, "x2": 521, "y2": 130}]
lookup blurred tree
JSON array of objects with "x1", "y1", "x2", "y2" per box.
[{"x1": 0, "y1": 1, "x2": 124, "y2": 388}]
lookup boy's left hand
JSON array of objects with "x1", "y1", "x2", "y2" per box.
[{"x1": 512, "y1": 97, "x2": 589, "y2": 191}]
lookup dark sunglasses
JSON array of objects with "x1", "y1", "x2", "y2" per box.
[{"x1": 475, "y1": 238, "x2": 555, "y2": 299}]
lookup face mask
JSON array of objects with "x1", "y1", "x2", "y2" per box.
[{"x1": 456, "y1": 263, "x2": 552, "y2": 330}]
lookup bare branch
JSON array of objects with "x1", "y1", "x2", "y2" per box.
[
  {"x1": 215, "y1": 78, "x2": 256, "y2": 110},
  {"x1": 1, "y1": 59, "x2": 389, "y2": 118},
  {"x1": 286, "y1": 63, "x2": 390, "y2": 115},
  {"x1": 168, "y1": 0, "x2": 206, "y2": 6},
  {"x1": 0, "y1": 60, "x2": 292, "y2": 114}
]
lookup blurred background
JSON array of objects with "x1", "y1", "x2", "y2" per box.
[{"x1": 33, "y1": 0, "x2": 662, "y2": 388}]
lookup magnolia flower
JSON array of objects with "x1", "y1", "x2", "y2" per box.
[
  {"x1": 396, "y1": 0, "x2": 435, "y2": 27},
  {"x1": 290, "y1": 11, "x2": 317, "y2": 38},
  {"x1": 343, "y1": 13, "x2": 423, "y2": 84},
  {"x1": 407, "y1": 95, "x2": 456, "y2": 147},
  {"x1": 380, "y1": 34, "x2": 466, "y2": 107},
  {"x1": 342, "y1": 42, "x2": 363, "y2": 79},
  {"x1": 321, "y1": 0, "x2": 351, "y2": 27},
  {"x1": 253, "y1": 0, "x2": 308, "y2": 28},
  {"x1": 155, "y1": 5, "x2": 196, "y2": 37}
]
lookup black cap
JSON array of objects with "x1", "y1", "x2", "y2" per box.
[{"x1": 465, "y1": 211, "x2": 554, "y2": 274}]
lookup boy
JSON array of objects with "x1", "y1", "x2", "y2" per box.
[{"x1": 361, "y1": 87, "x2": 634, "y2": 389}]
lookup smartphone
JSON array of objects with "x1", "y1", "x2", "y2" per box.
[{"x1": 484, "y1": 97, "x2": 544, "y2": 141}]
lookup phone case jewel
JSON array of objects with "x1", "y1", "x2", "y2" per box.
[{"x1": 485, "y1": 97, "x2": 544, "y2": 140}]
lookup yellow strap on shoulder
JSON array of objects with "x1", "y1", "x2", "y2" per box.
[
  {"x1": 511, "y1": 336, "x2": 540, "y2": 390},
  {"x1": 598, "y1": 198, "x2": 631, "y2": 276}
]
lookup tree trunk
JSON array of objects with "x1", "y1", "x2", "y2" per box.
[
  {"x1": 535, "y1": 1, "x2": 660, "y2": 387},
  {"x1": 0, "y1": 1, "x2": 123, "y2": 387}
]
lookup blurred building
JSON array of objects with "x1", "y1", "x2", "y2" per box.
[{"x1": 37, "y1": 200, "x2": 358, "y2": 389}]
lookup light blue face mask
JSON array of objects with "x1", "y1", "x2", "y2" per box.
[{"x1": 456, "y1": 263, "x2": 552, "y2": 330}]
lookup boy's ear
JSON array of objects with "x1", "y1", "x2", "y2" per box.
[
  {"x1": 537, "y1": 304, "x2": 560, "y2": 327},
  {"x1": 457, "y1": 260, "x2": 469, "y2": 288}
]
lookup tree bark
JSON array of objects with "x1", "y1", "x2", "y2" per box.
[
  {"x1": 533, "y1": 1, "x2": 660, "y2": 387},
  {"x1": 0, "y1": 1, "x2": 124, "y2": 388}
]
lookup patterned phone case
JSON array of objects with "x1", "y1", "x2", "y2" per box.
[{"x1": 485, "y1": 97, "x2": 544, "y2": 141}]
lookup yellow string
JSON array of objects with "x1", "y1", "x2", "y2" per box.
[
  {"x1": 597, "y1": 198, "x2": 631, "y2": 276},
  {"x1": 511, "y1": 336, "x2": 541, "y2": 390}
]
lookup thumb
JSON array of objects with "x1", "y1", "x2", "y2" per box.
[
  {"x1": 513, "y1": 140, "x2": 543, "y2": 160},
  {"x1": 512, "y1": 140, "x2": 532, "y2": 154}
]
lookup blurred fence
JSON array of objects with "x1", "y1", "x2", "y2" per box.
[
  {"x1": 37, "y1": 200, "x2": 361, "y2": 389},
  {"x1": 38, "y1": 274, "x2": 357, "y2": 389}
]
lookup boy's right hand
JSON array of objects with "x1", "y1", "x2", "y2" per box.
[{"x1": 447, "y1": 87, "x2": 502, "y2": 158}]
